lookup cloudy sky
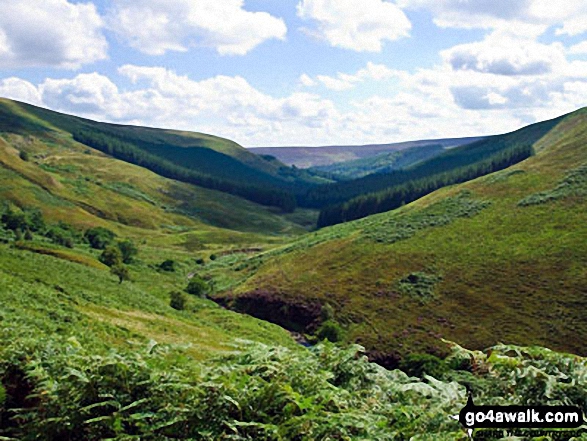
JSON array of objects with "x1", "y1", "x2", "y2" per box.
[{"x1": 1, "y1": 0, "x2": 587, "y2": 147}]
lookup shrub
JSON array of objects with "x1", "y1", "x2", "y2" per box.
[
  {"x1": 195, "y1": 258, "x2": 205, "y2": 266},
  {"x1": 186, "y1": 276, "x2": 209, "y2": 297},
  {"x1": 209, "y1": 254, "x2": 217, "y2": 261},
  {"x1": 396, "y1": 272, "x2": 442, "y2": 303},
  {"x1": 117, "y1": 240, "x2": 137, "y2": 264},
  {"x1": 1, "y1": 209, "x2": 27, "y2": 231},
  {"x1": 400, "y1": 353, "x2": 449, "y2": 379},
  {"x1": 45, "y1": 225, "x2": 75, "y2": 248},
  {"x1": 316, "y1": 320, "x2": 345, "y2": 343},
  {"x1": 100, "y1": 245, "x2": 123, "y2": 267},
  {"x1": 24, "y1": 229, "x2": 33, "y2": 241},
  {"x1": 19, "y1": 150, "x2": 29, "y2": 161},
  {"x1": 159, "y1": 259, "x2": 176, "y2": 272},
  {"x1": 320, "y1": 303, "x2": 335, "y2": 321},
  {"x1": 169, "y1": 291, "x2": 187, "y2": 310},
  {"x1": 110, "y1": 264, "x2": 130, "y2": 284},
  {"x1": 84, "y1": 227, "x2": 116, "y2": 249},
  {"x1": 24, "y1": 208, "x2": 45, "y2": 232}
]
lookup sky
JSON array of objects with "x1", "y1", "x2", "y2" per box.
[{"x1": 1, "y1": 1, "x2": 587, "y2": 147}]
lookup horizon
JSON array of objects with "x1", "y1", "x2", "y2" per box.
[{"x1": 1, "y1": 1, "x2": 586, "y2": 147}]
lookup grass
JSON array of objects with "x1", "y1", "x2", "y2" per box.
[
  {"x1": 0, "y1": 243, "x2": 298, "y2": 356},
  {"x1": 0, "y1": 98, "x2": 318, "y2": 241},
  {"x1": 518, "y1": 162, "x2": 587, "y2": 206},
  {"x1": 219, "y1": 106, "x2": 587, "y2": 364},
  {"x1": 0, "y1": 130, "x2": 313, "y2": 244},
  {"x1": 0, "y1": 99, "x2": 587, "y2": 438}
]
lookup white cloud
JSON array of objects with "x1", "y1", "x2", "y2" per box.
[
  {"x1": 3, "y1": 43, "x2": 587, "y2": 147},
  {"x1": 297, "y1": 0, "x2": 411, "y2": 52},
  {"x1": 41, "y1": 73, "x2": 123, "y2": 118},
  {"x1": 400, "y1": 0, "x2": 587, "y2": 37},
  {"x1": 303, "y1": 62, "x2": 401, "y2": 91},
  {"x1": 3, "y1": 60, "x2": 587, "y2": 146},
  {"x1": 0, "y1": 0, "x2": 107, "y2": 69},
  {"x1": 569, "y1": 41, "x2": 587, "y2": 55},
  {"x1": 0, "y1": 77, "x2": 43, "y2": 106},
  {"x1": 299, "y1": 74, "x2": 317, "y2": 87},
  {"x1": 442, "y1": 32, "x2": 567, "y2": 76},
  {"x1": 108, "y1": 0, "x2": 287, "y2": 56}
]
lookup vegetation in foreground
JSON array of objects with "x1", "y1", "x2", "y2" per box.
[
  {"x1": 2, "y1": 326, "x2": 587, "y2": 439},
  {"x1": 0, "y1": 97, "x2": 586, "y2": 439}
]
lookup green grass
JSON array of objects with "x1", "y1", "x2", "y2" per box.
[
  {"x1": 0, "y1": 130, "x2": 314, "y2": 243},
  {"x1": 1, "y1": 98, "x2": 587, "y2": 438},
  {"x1": 219, "y1": 107, "x2": 587, "y2": 364},
  {"x1": 0, "y1": 243, "x2": 298, "y2": 357}
]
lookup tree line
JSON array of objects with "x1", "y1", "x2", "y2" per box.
[
  {"x1": 317, "y1": 144, "x2": 533, "y2": 227},
  {"x1": 73, "y1": 129, "x2": 297, "y2": 212}
]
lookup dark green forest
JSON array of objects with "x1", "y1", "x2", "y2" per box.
[
  {"x1": 73, "y1": 129, "x2": 298, "y2": 212},
  {"x1": 317, "y1": 143, "x2": 533, "y2": 227}
]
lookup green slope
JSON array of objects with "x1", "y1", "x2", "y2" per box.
[
  {"x1": 302, "y1": 113, "x2": 564, "y2": 215},
  {"x1": 0, "y1": 99, "x2": 327, "y2": 211},
  {"x1": 215, "y1": 107, "x2": 587, "y2": 367},
  {"x1": 310, "y1": 143, "x2": 446, "y2": 179},
  {"x1": 1, "y1": 229, "x2": 586, "y2": 440},
  {"x1": 0, "y1": 98, "x2": 586, "y2": 438},
  {"x1": 0, "y1": 98, "x2": 281, "y2": 178},
  {"x1": 0, "y1": 100, "x2": 319, "y2": 240}
]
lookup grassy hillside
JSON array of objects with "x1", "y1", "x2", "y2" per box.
[
  {"x1": 303, "y1": 113, "x2": 563, "y2": 214},
  {"x1": 310, "y1": 143, "x2": 445, "y2": 179},
  {"x1": 215, "y1": 107, "x2": 587, "y2": 367},
  {"x1": 1, "y1": 239, "x2": 587, "y2": 440},
  {"x1": 0, "y1": 98, "x2": 283, "y2": 178},
  {"x1": 0, "y1": 99, "x2": 327, "y2": 211},
  {"x1": 0, "y1": 97, "x2": 586, "y2": 438},
  {"x1": 0, "y1": 102, "x2": 320, "y2": 242}
]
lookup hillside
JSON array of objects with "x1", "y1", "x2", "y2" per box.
[
  {"x1": 250, "y1": 137, "x2": 482, "y2": 168},
  {"x1": 0, "y1": 98, "x2": 586, "y2": 438},
  {"x1": 309, "y1": 143, "x2": 446, "y2": 179},
  {"x1": 214, "y1": 107, "x2": 587, "y2": 367},
  {"x1": 0, "y1": 99, "x2": 328, "y2": 212},
  {"x1": 1, "y1": 179, "x2": 585, "y2": 440},
  {"x1": 0, "y1": 98, "x2": 319, "y2": 238},
  {"x1": 303, "y1": 113, "x2": 563, "y2": 219}
]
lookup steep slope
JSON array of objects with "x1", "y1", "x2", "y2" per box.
[
  {"x1": 250, "y1": 137, "x2": 483, "y2": 168},
  {"x1": 0, "y1": 98, "x2": 283, "y2": 179},
  {"x1": 304, "y1": 113, "x2": 563, "y2": 215},
  {"x1": 0, "y1": 99, "x2": 326, "y2": 211},
  {"x1": 216, "y1": 107, "x2": 587, "y2": 367},
  {"x1": 3, "y1": 242, "x2": 586, "y2": 439},
  {"x1": 0, "y1": 99, "x2": 318, "y2": 239}
]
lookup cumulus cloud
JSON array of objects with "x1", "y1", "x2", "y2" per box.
[
  {"x1": 0, "y1": 0, "x2": 107, "y2": 69},
  {"x1": 296, "y1": 0, "x2": 411, "y2": 52},
  {"x1": 569, "y1": 41, "x2": 587, "y2": 55},
  {"x1": 302, "y1": 62, "x2": 400, "y2": 91},
  {"x1": 299, "y1": 74, "x2": 317, "y2": 87},
  {"x1": 2, "y1": 49, "x2": 587, "y2": 147},
  {"x1": 41, "y1": 73, "x2": 122, "y2": 117},
  {"x1": 400, "y1": 0, "x2": 587, "y2": 37},
  {"x1": 0, "y1": 77, "x2": 43, "y2": 105},
  {"x1": 108, "y1": 0, "x2": 287, "y2": 56},
  {"x1": 442, "y1": 32, "x2": 566, "y2": 76}
]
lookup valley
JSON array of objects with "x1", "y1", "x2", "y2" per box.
[{"x1": 0, "y1": 98, "x2": 586, "y2": 439}]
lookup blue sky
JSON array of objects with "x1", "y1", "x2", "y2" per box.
[{"x1": 1, "y1": 0, "x2": 587, "y2": 147}]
